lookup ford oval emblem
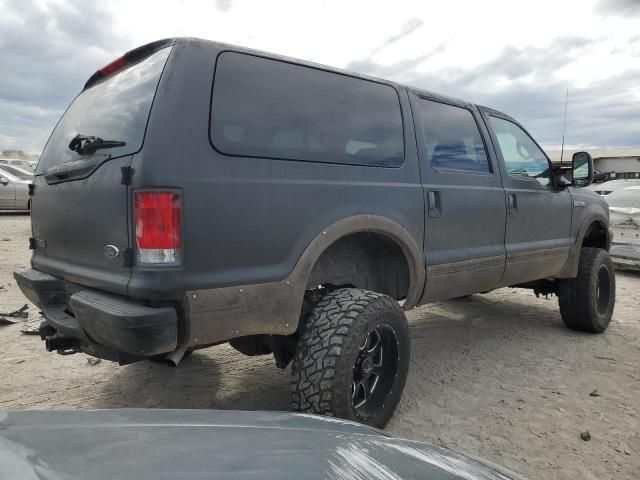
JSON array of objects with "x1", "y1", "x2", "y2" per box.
[{"x1": 104, "y1": 245, "x2": 120, "y2": 259}]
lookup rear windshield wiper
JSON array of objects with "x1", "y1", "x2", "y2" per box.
[{"x1": 68, "y1": 134, "x2": 126, "y2": 156}]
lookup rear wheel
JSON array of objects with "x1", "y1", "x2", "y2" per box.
[
  {"x1": 290, "y1": 288, "x2": 410, "y2": 428},
  {"x1": 558, "y1": 247, "x2": 616, "y2": 333}
]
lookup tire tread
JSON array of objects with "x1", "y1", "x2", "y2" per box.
[
  {"x1": 290, "y1": 288, "x2": 408, "y2": 427},
  {"x1": 558, "y1": 247, "x2": 615, "y2": 333}
]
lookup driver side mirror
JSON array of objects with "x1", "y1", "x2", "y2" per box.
[
  {"x1": 571, "y1": 151, "x2": 594, "y2": 188},
  {"x1": 0, "y1": 177, "x2": 8, "y2": 186}
]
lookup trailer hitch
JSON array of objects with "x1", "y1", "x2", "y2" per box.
[{"x1": 44, "y1": 334, "x2": 78, "y2": 355}]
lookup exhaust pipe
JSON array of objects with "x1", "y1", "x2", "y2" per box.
[{"x1": 165, "y1": 344, "x2": 189, "y2": 367}]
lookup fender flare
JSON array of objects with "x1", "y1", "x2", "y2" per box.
[
  {"x1": 293, "y1": 214, "x2": 426, "y2": 309},
  {"x1": 556, "y1": 214, "x2": 610, "y2": 278}
]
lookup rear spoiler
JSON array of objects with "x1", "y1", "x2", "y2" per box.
[{"x1": 83, "y1": 38, "x2": 176, "y2": 91}]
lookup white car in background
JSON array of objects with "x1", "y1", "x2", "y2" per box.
[
  {"x1": 0, "y1": 164, "x2": 34, "y2": 181},
  {"x1": 0, "y1": 157, "x2": 36, "y2": 172},
  {"x1": 607, "y1": 186, "x2": 640, "y2": 271},
  {"x1": 0, "y1": 168, "x2": 30, "y2": 211},
  {"x1": 588, "y1": 179, "x2": 640, "y2": 195}
]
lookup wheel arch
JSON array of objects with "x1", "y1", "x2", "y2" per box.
[
  {"x1": 298, "y1": 215, "x2": 425, "y2": 309},
  {"x1": 556, "y1": 216, "x2": 611, "y2": 278},
  {"x1": 581, "y1": 220, "x2": 610, "y2": 250}
]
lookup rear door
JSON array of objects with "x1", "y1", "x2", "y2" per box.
[
  {"x1": 31, "y1": 45, "x2": 172, "y2": 295},
  {"x1": 410, "y1": 93, "x2": 507, "y2": 301},
  {"x1": 482, "y1": 110, "x2": 572, "y2": 285}
]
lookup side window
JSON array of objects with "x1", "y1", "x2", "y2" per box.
[
  {"x1": 211, "y1": 52, "x2": 404, "y2": 167},
  {"x1": 417, "y1": 99, "x2": 490, "y2": 173},
  {"x1": 488, "y1": 116, "x2": 551, "y2": 187}
]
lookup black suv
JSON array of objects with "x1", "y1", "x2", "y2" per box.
[{"x1": 15, "y1": 38, "x2": 615, "y2": 428}]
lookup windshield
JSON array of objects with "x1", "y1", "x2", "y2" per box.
[
  {"x1": 11, "y1": 160, "x2": 33, "y2": 169},
  {"x1": 0, "y1": 165, "x2": 32, "y2": 180},
  {"x1": 36, "y1": 46, "x2": 172, "y2": 174},
  {"x1": 0, "y1": 169, "x2": 24, "y2": 183}
]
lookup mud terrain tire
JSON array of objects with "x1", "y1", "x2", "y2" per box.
[
  {"x1": 291, "y1": 288, "x2": 410, "y2": 428},
  {"x1": 558, "y1": 247, "x2": 615, "y2": 333}
]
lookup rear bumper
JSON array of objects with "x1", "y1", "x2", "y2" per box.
[{"x1": 14, "y1": 268, "x2": 178, "y2": 362}]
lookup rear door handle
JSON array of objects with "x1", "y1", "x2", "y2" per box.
[
  {"x1": 507, "y1": 193, "x2": 517, "y2": 216},
  {"x1": 427, "y1": 190, "x2": 441, "y2": 218}
]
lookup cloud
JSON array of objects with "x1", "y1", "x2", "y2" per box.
[
  {"x1": 473, "y1": 70, "x2": 640, "y2": 148},
  {"x1": 1, "y1": 1, "x2": 638, "y2": 154},
  {"x1": 595, "y1": 0, "x2": 640, "y2": 17},
  {"x1": 346, "y1": 36, "x2": 640, "y2": 147},
  {"x1": 215, "y1": 0, "x2": 232, "y2": 12},
  {"x1": 370, "y1": 18, "x2": 424, "y2": 55},
  {"x1": 463, "y1": 37, "x2": 594, "y2": 83},
  {"x1": 0, "y1": 0, "x2": 133, "y2": 153},
  {"x1": 347, "y1": 42, "x2": 447, "y2": 81}
]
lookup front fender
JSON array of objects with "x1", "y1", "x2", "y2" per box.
[{"x1": 556, "y1": 190, "x2": 610, "y2": 278}]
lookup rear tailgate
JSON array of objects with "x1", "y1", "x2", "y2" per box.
[{"x1": 31, "y1": 42, "x2": 173, "y2": 295}]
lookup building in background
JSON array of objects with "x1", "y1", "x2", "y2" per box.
[{"x1": 546, "y1": 147, "x2": 640, "y2": 181}]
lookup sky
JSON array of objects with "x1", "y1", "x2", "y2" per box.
[{"x1": 1, "y1": 0, "x2": 639, "y2": 155}]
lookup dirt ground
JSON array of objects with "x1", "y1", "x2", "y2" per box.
[{"x1": 0, "y1": 213, "x2": 638, "y2": 479}]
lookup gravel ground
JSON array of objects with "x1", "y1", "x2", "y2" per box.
[{"x1": 1, "y1": 213, "x2": 638, "y2": 479}]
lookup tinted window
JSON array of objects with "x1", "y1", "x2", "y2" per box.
[
  {"x1": 37, "y1": 46, "x2": 172, "y2": 173},
  {"x1": 211, "y1": 52, "x2": 404, "y2": 167},
  {"x1": 489, "y1": 116, "x2": 551, "y2": 187},
  {"x1": 417, "y1": 99, "x2": 490, "y2": 173}
]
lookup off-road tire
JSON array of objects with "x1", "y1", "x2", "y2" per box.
[
  {"x1": 558, "y1": 247, "x2": 615, "y2": 333},
  {"x1": 290, "y1": 288, "x2": 410, "y2": 428}
]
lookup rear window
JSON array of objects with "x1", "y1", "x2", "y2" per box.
[
  {"x1": 37, "y1": 46, "x2": 172, "y2": 173},
  {"x1": 210, "y1": 52, "x2": 404, "y2": 167}
]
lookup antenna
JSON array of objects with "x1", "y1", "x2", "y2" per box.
[{"x1": 560, "y1": 88, "x2": 569, "y2": 165}]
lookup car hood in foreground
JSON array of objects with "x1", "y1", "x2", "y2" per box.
[{"x1": 0, "y1": 409, "x2": 526, "y2": 480}]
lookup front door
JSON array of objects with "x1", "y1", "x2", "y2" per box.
[
  {"x1": 411, "y1": 93, "x2": 507, "y2": 301},
  {"x1": 482, "y1": 110, "x2": 572, "y2": 285}
]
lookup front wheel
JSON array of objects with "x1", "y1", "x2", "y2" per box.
[
  {"x1": 558, "y1": 247, "x2": 616, "y2": 333},
  {"x1": 290, "y1": 288, "x2": 410, "y2": 428}
]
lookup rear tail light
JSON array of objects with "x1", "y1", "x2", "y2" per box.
[
  {"x1": 134, "y1": 190, "x2": 182, "y2": 265},
  {"x1": 98, "y1": 56, "x2": 127, "y2": 77}
]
